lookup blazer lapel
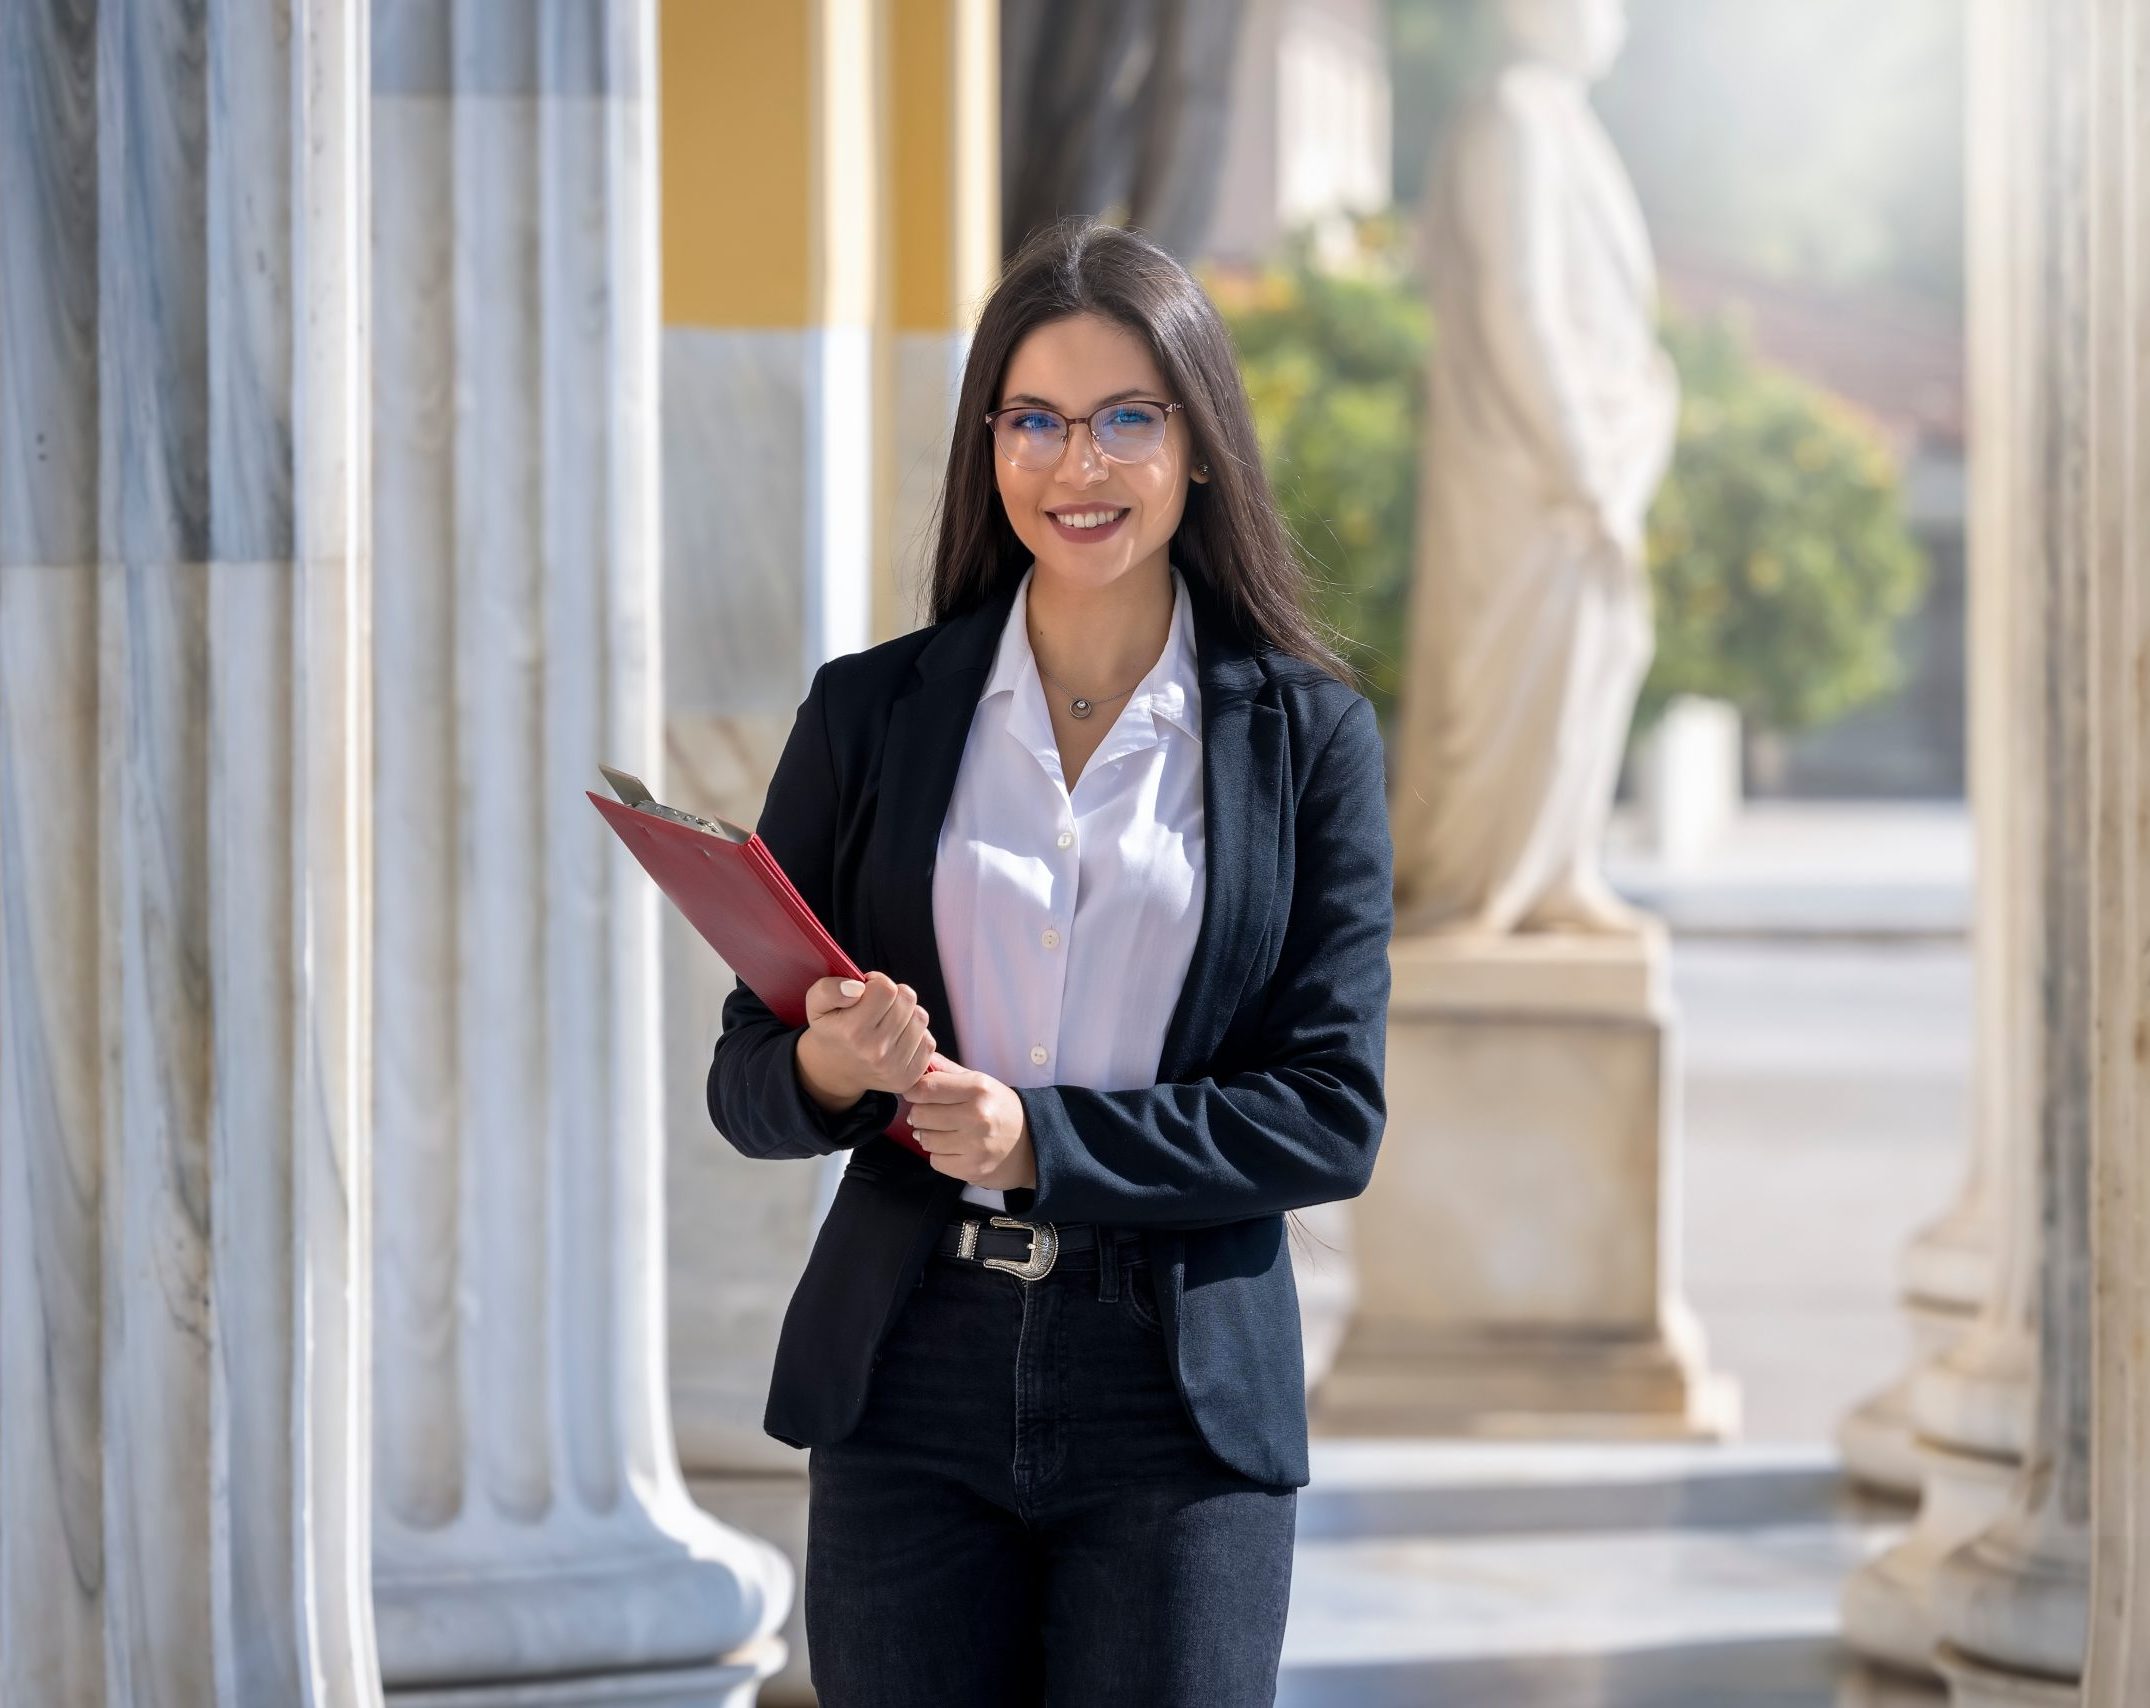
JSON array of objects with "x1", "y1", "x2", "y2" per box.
[
  {"x1": 1158, "y1": 577, "x2": 1286, "y2": 1082},
  {"x1": 862, "y1": 565, "x2": 1286, "y2": 1094}
]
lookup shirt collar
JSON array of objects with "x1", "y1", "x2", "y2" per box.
[{"x1": 982, "y1": 561, "x2": 1204, "y2": 751}]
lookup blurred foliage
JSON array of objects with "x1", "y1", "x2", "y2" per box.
[
  {"x1": 1207, "y1": 213, "x2": 1928, "y2": 743},
  {"x1": 1199, "y1": 213, "x2": 1430, "y2": 717},
  {"x1": 1638, "y1": 310, "x2": 1928, "y2": 736}
]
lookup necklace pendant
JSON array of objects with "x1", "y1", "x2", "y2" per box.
[{"x1": 1069, "y1": 697, "x2": 1094, "y2": 719}]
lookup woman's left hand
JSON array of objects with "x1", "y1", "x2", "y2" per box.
[{"x1": 899, "y1": 1062, "x2": 1037, "y2": 1191}]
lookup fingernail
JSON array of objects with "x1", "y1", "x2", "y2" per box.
[{"x1": 839, "y1": 979, "x2": 863, "y2": 997}]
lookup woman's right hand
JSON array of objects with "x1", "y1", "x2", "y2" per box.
[{"x1": 793, "y1": 970, "x2": 937, "y2": 1112}]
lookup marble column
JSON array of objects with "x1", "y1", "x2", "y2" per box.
[
  {"x1": 881, "y1": 0, "x2": 1001, "y2": 631},
  {"x1": 1927, "y1": 0, "x2": 2095, "y2": 1699},
  {"x1": 655, "y1": 4, "x2": 998, "y2": 1699},
  {"x1": 1837, "y1": 1, "x2": 2044, "y2": 1675},
  {"x1": 1836, "y1": 1184, "x2": 1995, "y2": 1502},
  {"x1": 1836, "y1": 911, "x2": 2000, "y2": 1494},
  {"x1": 0, "y1": 2, "x2": 381, "y2": 1704},
  {"x1": 369, "y1": 5, "x2": 787, "y2": 1700},
  {"x1": 2080, "y1": 4, "x2": 2150, "y2": 1700}
]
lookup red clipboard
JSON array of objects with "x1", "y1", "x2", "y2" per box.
[{"x1": 589, "y1": 765, "x2": 936, "y2": 1157}]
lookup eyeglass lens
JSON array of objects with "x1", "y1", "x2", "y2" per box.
[{"x1": 994, "y1": 402, "x2": 1170, "y2": 469}]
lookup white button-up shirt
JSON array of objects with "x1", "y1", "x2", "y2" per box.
[{"x1": 930, "y1": 560, "x2": 1208, "y2": 1213}]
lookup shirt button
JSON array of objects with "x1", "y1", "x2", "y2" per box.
[
  {"x1": 1029, "y1": 1044, "x2": 1048, "y2": 1065},
  {"x1": 1041, "y1": 927, "x2": 1060, "y2": 948},
  {"x1": 1057, "y1": 829, "x2": 1074, "y2": 848}
]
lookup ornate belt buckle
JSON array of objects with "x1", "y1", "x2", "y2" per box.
[{"x1": 980, "y1": 1215, "x2": 1059, "y2": 1280}]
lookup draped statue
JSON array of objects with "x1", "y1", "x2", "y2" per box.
[{"x1": 1389, "y1": 0, "x2": 1677, "y2": 939}]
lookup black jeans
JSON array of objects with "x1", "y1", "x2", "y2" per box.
[{"x1": 804, "y1": 1226, "x2": 1298, "y2": 1707}]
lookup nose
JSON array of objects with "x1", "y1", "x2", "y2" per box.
[{"x1": 1054, "y1": 419, "x2": 1111, "y2": 480}]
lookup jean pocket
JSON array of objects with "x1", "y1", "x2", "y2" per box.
[{"x1": 1121, "y1": 1261, "x2": 1166, "y2": 1334}]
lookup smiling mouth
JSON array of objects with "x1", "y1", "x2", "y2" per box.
[{"x1": 1047, "y1": 507, "x2": 1131, "y2": 539}]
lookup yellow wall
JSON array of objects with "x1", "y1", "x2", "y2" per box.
[
  {"x1": 660, "y1": 0, "x2": 995, "y2": 333},
  {"x1": 890, "y1": 0, "x2": 999, "y2": 334},
  {"x1": 889, "y1": 0, "x2": 954, "y2": 333},
  {"x1": 659, "y1": 3, "x2": 813, "y2": 327}
]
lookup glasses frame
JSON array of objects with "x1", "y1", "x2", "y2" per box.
[{"x1": 982, "y1": 398, "x2": 1187, "y2": 469}]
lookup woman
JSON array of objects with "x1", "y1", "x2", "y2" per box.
[{"x1": 705, "y1": 214, "x2": 1394, "y2": 1707}]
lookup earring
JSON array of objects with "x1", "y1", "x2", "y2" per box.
[{"x1": 1196, "y1": 461, "x2": 1210, "y2": 477}]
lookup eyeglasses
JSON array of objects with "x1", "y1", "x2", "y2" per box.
[{"x1": 983, "y1": 398, "x2": 1185, "y2": 470}]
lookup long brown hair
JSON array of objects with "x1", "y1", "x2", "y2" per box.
[
  {"x1": 926, "y1": 215, "x2": 1357, "y2": 1258},
  {"x1": 920, "y1": 214, "x2": 1359, "y2": 693}
]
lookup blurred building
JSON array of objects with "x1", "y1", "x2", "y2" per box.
[{"x1": 1204, "y1": 0, "x2": 1394, "y2": 267}]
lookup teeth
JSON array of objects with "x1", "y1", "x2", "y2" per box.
[{"x1": 1054, "y1": 509, "x2": 1126, "y2": 529}]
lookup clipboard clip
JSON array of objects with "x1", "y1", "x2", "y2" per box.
[{"x1": 597, "y1": 763, "x2": 749, "y2": 843}]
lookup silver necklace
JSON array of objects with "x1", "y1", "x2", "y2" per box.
[
  {"x1": 1034, "y1": 659, "x2": 1139, "y2": 719},
  {"x1": 1029, "y1": 612, "x2": 1145, "y2": 719}
]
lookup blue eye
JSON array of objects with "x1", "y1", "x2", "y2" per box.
[
  {"x1": 1011, "y1": 412, "x2": 1058, "y2": 432},
  {"x1": 1109, "y1": 407, "x2": 1155, "y2": 427}
]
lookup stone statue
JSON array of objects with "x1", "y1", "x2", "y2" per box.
[{"x1": 1389, "y1": 0, "x2": 1678, "y2": 939}]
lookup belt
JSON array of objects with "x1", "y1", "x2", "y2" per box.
[{"x1": 933, "y1": 1214, "x2": 1144, "y2": 1282}]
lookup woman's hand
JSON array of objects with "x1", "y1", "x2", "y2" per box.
[
  {"x1": 794, "y1": 970, "x2": 937, "y2": 1112},
  {"x1": 898, "y1": 1061, "x2": 1037, "y2": 1192}
]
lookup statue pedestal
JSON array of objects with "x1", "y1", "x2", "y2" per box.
[{"x1": 1314, "y1": 927, "x2": 1738, "y2": 1439}]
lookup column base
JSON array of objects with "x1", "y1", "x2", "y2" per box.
[
  {"x1": 376, "y1": 1516, "x2": 793, "y2": 1690},
  {"x1": 690, "y1": 1472, "x2": 814, "y2": 1708},
  {"x1": 1898, "y1": 1202, "x2": 1995, "y2": 1314},
  {"x1": 1839, "y1": 1437, "x2": 2018, "y2": 1675},
  {"x1": 1835, "y1": 1659, "x2": 1950, "y2": 1706},
  {"x1": 1838, "y1": 1369, "x2": 1926, "y2": 1500},
  {"x1": 1929, "y1": 1516, "x2": 2090, "y2": 1689},
  {"x1": 1932, "y1": 1644, "x2": 2079, "y2": 1708},
  {"x1": 1914, "y1": 1328, "x2": 2036, "y2": 1462},
  {"x1": 1841, "y1": 1528, "x2": 1948, "y2": 1678},
  {"x1": 389, "y1": 1652, "x2": 784, "y2": 1708},
  {"x1": 1839, "y1": 1294, "x2": 1982, "y2": 1498},
  {"x1": 1312, "y1": 1311, "x2": 1739, "y2": 1440}
]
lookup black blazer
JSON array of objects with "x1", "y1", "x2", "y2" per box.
[{"x1": 705, "y1": 566, "x2": 1393, "y2": 1488}]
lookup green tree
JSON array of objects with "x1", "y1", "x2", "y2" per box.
[
  {"x1": 1211, "y1": 217, "x2": 1927, "y2": 747},
  {"x1": 1637, "y1": 310, "x2": 1928, "y2": 739},
  {"x1": 1200, "y1": 214, "x2": 1429, "y2": 713}
]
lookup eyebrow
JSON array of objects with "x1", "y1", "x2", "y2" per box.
[{"x1": 998, "y1": 387, "x2": 1155, "y2": 412}]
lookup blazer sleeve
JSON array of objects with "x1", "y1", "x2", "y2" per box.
[
  {"x1": 1017, "y1": 693, "x2": 1393, "y2": 1231},
  {"x1": 705, "y1": 660, "x2": 903, "y2": 1161}
]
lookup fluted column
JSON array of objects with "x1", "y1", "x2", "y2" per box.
[
  {"x1": 657, "y1": 0, "x2": 899, "y2": 1512},
  {"x1": 1837, "y1": 0, "x2": 2048, "y2": 1679},
  {"x1": 368, "y1": 4, "x2": 787, "y2": 1699},
  {"x1": 655, "y1": 5, "x2": 998, "y2": 1698},
  {"x1": 2080, "y1": 3, "x2": 2150, "y2": 1699},
  {"x1": 1836, "y1": 1155, "x2": 1996, "y2": 1500},
  {"x1": 1836, "y1": 942, "x2": 2000, "y2": 1496},
  {"x1": 1926, "y1": 0, "x2": 2096, "y2": 1699},
  {"x1": 0, "y1": 2, "x2": 381, "y2": 1704},
  {"x1": 1839, "y1": 674, "x2": 2007, "y2": 1501}
]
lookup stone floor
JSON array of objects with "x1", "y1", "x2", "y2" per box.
[
  {"x1": 1612, "y1": 800, "x2": 1974, "y2": 1444},
  {"x1": 1275, "y1": 801, "x2": 1973, "y2": 1704},
  {"x1": 1602, "y1": 798, "x2": 1971, "y2": 940},
  {"x1": 1672, "y1": 932, "x2": 1970, "y2": 1444},
  {"x1": 1280, "y1": 1440, "x2": 1905, "y2": 1707}
]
